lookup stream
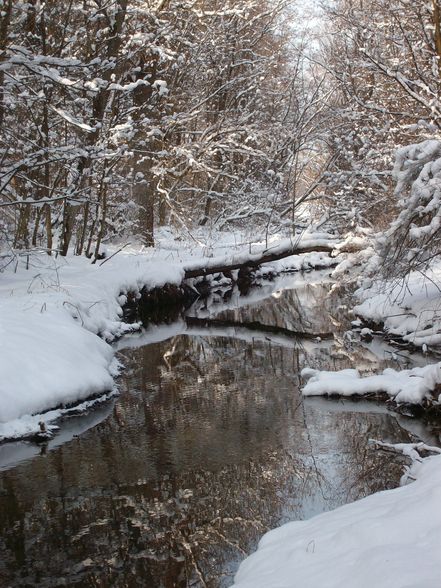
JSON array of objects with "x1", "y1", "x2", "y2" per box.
[{"x1": 0, "y1": 271, "x2": 439, "y2": 587}]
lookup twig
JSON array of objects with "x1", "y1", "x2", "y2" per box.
[{"x1": 99, "y1": 242, "x2": 131, "y2": 266}]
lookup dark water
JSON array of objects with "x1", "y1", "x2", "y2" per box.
[{"x1": 0, "y1": 273, "x2": 436, "y2": 587}]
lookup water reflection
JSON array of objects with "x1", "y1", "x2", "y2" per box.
[{"x1": 0, "y1": 275, "x2": 429, "y2": 587}]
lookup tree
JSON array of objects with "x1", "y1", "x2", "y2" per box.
[
  {"x1": 0, "y1": 1, "x2": 173, "y2": 256},
  {"x1": 319, "y1": 0, "x2": 441, "y2": 232},
  {"x1": 1, "y1": 0, "x2": 331, "y2": 258}
]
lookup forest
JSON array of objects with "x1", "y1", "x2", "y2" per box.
[
  {"x1": 1, "y1": 2, "x2": 441, "y2": 588},
  {"x1": 0, "y1": 0, "x2": 439, "y2": 266}
]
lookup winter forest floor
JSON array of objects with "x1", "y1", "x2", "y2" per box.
[{"x1": 1, "y1": 229, "x2": 441, "y2": 587}]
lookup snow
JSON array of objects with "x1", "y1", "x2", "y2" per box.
[
  {"x1": 183, "y1": 232, "x2": 338, "y2": 274},
  {"x1": 0, "y1": 307, "x2": 115, "y2": 423},
  {"x1": 265, "y1": 250, "x2": 337, "y2": 273},
  {"x1": 232, "y1": 451, "x2": 441, "y2": 588},
  {"x1": 301, "y1": 362, "x2": 441, "y2": 404},
  {"x1": 52, "y1": 106, "x2": 95, "y2": 131},
  {"x1": 108, "y1": 79, "x2": 151, "y2": 92},
  {"x1": 152, "y1": 79, "x2": 168, "y2": 96},
  {"x1": 0, "y1": 391, "x2": 116, "y2": 444},
  {"x1": 0, "y1": 395, "x2": 115, "y2": 472},
  {"x1": 354, "y1": 261, "x2": 441, "y2": 348},
  {"x1": 0, "y1": 251, "x2": 183, "y2": 441}
]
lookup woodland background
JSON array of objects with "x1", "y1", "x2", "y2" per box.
[{"x1": 1, "y1": 0, "x2": 441, "y2": 276}]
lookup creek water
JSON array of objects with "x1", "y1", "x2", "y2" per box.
[{"x1": 0, "y1": 272, "x2": 438, "y2": 587}]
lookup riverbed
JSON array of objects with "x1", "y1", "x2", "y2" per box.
[{"x1": 0, "y1": 271, "x2": 438, "y2": 587}]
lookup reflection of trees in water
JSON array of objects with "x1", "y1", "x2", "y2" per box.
[
  {"x1": 214, "y1": 282, "x2": 328, "y2": 334},
  {"x1": 0, "y1": 339, "x2": 312, "y2": 586},
  {"x1": 0, "y1": 332, "x2": 412, "y2": 587},
  {"x1": 0, "y1": 438, "x2": 313, "y2": 586},
  {"x1": 332, "y1": 413, "x2": 412, "y2": 504}
]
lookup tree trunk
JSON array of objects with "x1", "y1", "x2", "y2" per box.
[
  {"x1": 0, "y1": 0, "x2": 12, "y2": 128},
  {"x1": 60, "y1": 201, "x2": 75, "y2": 256},
  {"x1": 433, "y1": 0, "x2": 441, "y2": 78},
  {"x1": 133, "y1": 173, "x2": 155, "y2": 247}
]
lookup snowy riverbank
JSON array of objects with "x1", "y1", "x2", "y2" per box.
[
  {"x1": 230, "y1": 258, "x2": 441, "y2": 588},
  {"x1": 297, "y1": 259, "x2": 441, "y2": 408},
  {"x1": 0, "y1": 250, "x2": 183, "y2": 441},
  {"x1": 233, "y1": 448, "x2": 441, "y2": 588},
  {"x1": 354, "y1": 261, "x2": 441, "y2": 350},
  {"x1": 0, "y1": 232, "x2": 337, "y2": 442}
]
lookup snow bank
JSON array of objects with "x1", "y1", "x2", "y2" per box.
[
  {"x1": 301, "y1": 363, "x2": 441, "y2": 405},
  {"x1": 233, "y1": 452, "x2": 441, "y2": 588},
  {"x1": 0, "y1": 251, "x2": 183, "y2": 441},
  {"x1": 0, "y1": 306, "x2": 115, "y2": 424},
  {"x1": 354, "y1": 262, "x2": 441, "y2": 348},
  {"x1": 0, "y1": 395, "x2": 115, "y2": 471}
]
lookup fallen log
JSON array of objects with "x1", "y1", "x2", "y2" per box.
[{"x1": 184, "y1": 238, "x2": 338, "y2": 280}]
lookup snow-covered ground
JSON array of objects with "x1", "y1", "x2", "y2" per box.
[
  {"x1": 354, "y1": 261, "x2": 441, "y2": 349},
  {"x1": 233, "y1": 448, "x2": 441, "y2": 588},
  {"x1": 0, "y1": 230, "x2": 337, "y2": 442},
  {"x1": 0, "y1": 249, "x2": 183, "y2": 441}
]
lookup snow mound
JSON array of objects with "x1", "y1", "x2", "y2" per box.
[
  {"x1": 0, "y1": 306, "x2": 115, "y2": 425},
  {"x1": 301, "y1": 363, "x2": 441, "y2": 405},
  {"x1": 232, "y1": 453, "x2": 441, "y2": 588},
  {"x1": 0, "y1": 251, "x2": 183, "y2": 441},
  {"x1": 354, "y1": 262, "x2": 441, "y2": 348}
]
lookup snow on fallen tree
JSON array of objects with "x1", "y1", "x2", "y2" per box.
[
  {"x1": 183, "y1": 232, "x2": 341, "y2": 279},
  {"x1": 301, "y1": 363, "x2": 441, "y2": 405}
]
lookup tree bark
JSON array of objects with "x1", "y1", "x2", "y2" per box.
[
  {"x1": 433, "y1": 0, "x2": 441, "y2": 78},
  {"x1": 0, "y1": 0, "x2": 12, "y2": 128}
]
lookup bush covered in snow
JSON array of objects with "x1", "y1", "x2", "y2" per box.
[{"x1": 379, "y1": 139, "x2": 441, "y2": 276}]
